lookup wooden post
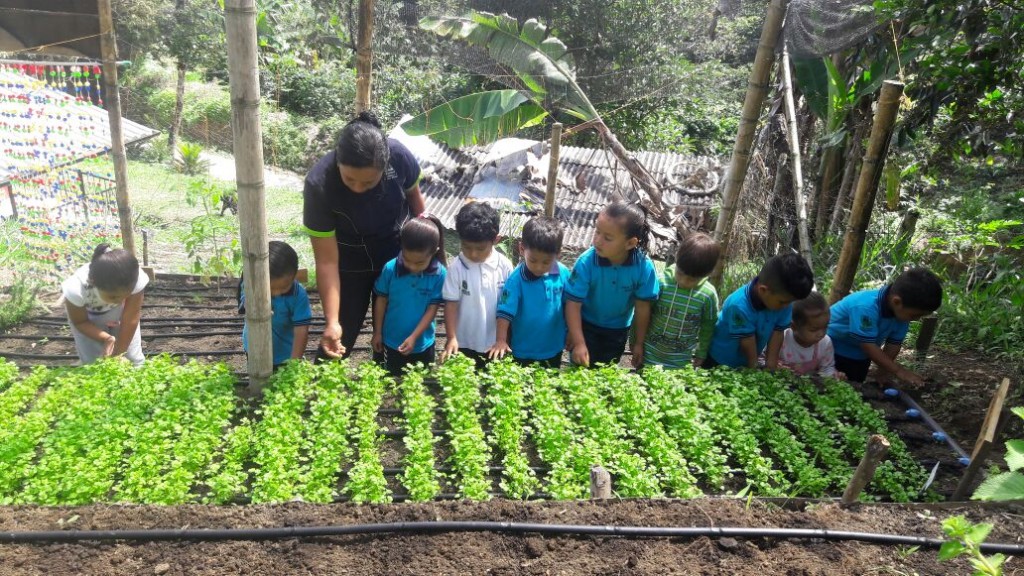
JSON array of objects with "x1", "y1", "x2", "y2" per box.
[
  {"x1": 828, "y1": 81, "x2": 904, "y2": 304},
  {"x1": 842, "y1": 434, "x2": 890, "y2": 505},
  {"x1": 354, "y1": 0, "x2": 375, "y2": 113},
  {"x1": 142, "y1": 229, "x2": 150, "y2": 267},
  {"x1": 544, "y1": 122, "x2": 562, "y2": 218},
  {"x1": 98, "y1": 0, "x2": 136, "y2": 256},
  {"x1": 3, "y1": 184, "x2": 16, "y2": 219},
  {"x1": 781, "y1": 47, "x2": 811, "y2": 266},
  {"x1": 224, "y1": 0, "x2": 273, "y2": 390},
  {"x1": 590, "y1": 465, "x2": 612, "y2": 499},
  {"x1": 710, "y1": 0, "x2": 787, "y2": 287},
  {"x1": 952, "y1": 378, "x2": 1012, "y2": 500},
  {"x1": 77, "y1": 169, "x2": 90, "y2": 224},
  {"x1": 914, "y1": 315, "x2": 938, "y2": 360}
]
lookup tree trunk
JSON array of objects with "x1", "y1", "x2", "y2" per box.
[
  {"x1": 224, "y1": 0, "x2": 273, "y2": 390},
  {"x1": 354, "y1": 0, "x2": 374, "y2": 113},
  {"x1": 710, "y1": 0, "x2": 788, "y2": 287},
  {"x1": 829, "y1": 108, "x2": 870, "y2": 235},
  {"x1": 98, "y1": 0, "x2": 135, "y2": 255},
  {"x1": 168, "y1": 60, "x2": 186, "y2": 152},
  {"x1": 829, "y1": 81, "x2": 904, "y2": 304},
  {"x1": 781, "y1": 47, "x2": 812, "y2": 266}
]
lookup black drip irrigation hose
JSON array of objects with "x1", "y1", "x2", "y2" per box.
[{"x1": 2, "y1": 521, "x2": 1023, "y2": 553}]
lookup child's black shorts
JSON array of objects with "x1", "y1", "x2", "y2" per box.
[
  {"x1": 579, "y1": 320, "x2": 629, "y2": 367},
  {"x1": 834, "y1": 354, "x2": 871, "y2": 382},
  {"x1": 379, "y1": 345, "x2": 435, "y2": 377}
]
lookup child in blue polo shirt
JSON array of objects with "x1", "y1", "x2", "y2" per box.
[
  {"x1": 490, "y1": 217, "x2": 569, "y2": 368},
  {"x1": 706, "y1": 252, "x2": 814, "y2": 370},
  {"x1": 372, "y1": 215, "x2": 447, "y2": 375},
  {"x1": 240, "y1": 241, "x2": 313, "y2": 368},
  {"x1": 828, "y1": 267, "x2": 942, "y2": 385},
  {"x1": 565, "y1": 202, "x2": 660, "y2": 368}
]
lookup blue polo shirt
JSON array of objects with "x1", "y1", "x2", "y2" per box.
[
  {"x1": 241, "y1": 280, "x2": 313, "y2": 365},
  {"x1": 373, "y1": 255, "x2": 446, "y2": 352},
  {"x1": 828, "y1": 287, "x2": 909, "y2": 360},
  {"x1": 564, "y1": 247, "x2": 660, "y2": 329},
  {"x1": 708, "y1": 278, "x2": 792, "y2": 368},
  {"x1": 497, "y1": 262, "x2": 570, "y2": 360}
]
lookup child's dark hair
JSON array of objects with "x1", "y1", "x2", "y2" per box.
[
  {"x1": 891, "y1": 267, "x2": 942, "y2": 312},
  {"x1": 602, "y1": 201, "x2": 651, "y2": 253},
  {"x1": 88, "y1": 243, "x2": 139, "y2": 293},
  {"x1": 759, "y1": 252, "x2": 814, "y2": 300},
  {"x1": 675, "y1": 232, "x2": 720, "y2": 278},
  {"x1": 269, "y1": 240, "x2": 299, "y2": 279},
  {"x1": 792, "y1": 292, "x2": 829, "y2": 326},
  {"x1": 335, "y1": 111, "x2": 389, "y2": 170},
  {"x1": 401, "y1": 214, "x2": 447, "y2": 266},
  {"x1": 455, "y1": 202, "x2": 500, "y2": 243},
  {"x1": 522, "y1": 216, "x2": 564, "y2": 254}
]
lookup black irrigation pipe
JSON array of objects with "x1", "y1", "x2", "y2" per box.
[{"x1": 3, "y1": 521, "x2": 1024, "y2": 553}]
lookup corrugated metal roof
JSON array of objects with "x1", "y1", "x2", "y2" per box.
[
  {"x1": 0, "y1": 67, "x2": 159, "y2": 185},
  {"x1": 390, "y1": 124, "x2": 720, "y2": 252}
]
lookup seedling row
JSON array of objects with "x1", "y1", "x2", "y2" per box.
[{"x1": 0, "y1": 355, "x2": 930, "y2": 505}]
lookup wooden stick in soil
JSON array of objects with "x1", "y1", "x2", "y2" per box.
[
  {"x1": 952, "y1": 378, "x2": 1012, "y2": 501},
  {"x1": 354, "y1": 0, "x2": 375, "y2": 113},
  {"x1": 842, "y1": 434, "x2": 890, "y2": 505},
  {"x1": 781, "y1": 46, "x2": 812, "y2": 266},
  {"x1": 590, "y1": 465, "x2": 612, "y2": 499},
  {"x1": 224, "y1": 0, "x2": 273, "y2": 390},
  {"x1": 710, "y1": 0, "x2": 788, "y2": 287},
  {"x1": 828, "y1": 81, "x2": 904, "y2": 304},
  {"x1": 544, "y1": 123, "x2": 563, "y2": 218},
  {"x1": 98, "y1": 0, "x2": 136, "y2": 255},
  {"x1": 914, "y1": 315, "x2": 938, "y2": 360}
]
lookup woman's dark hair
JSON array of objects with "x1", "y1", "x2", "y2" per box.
[
  {"x1": 792, "y1": 292, "x2": 829, "y2": 326},
  {"x1": 675, "y1": 232, "x2": 720, "y2": 278},
  {"x1": 401, "y1": 214, "x2": 447, "y2": 266},
  {"x1": 602, "y1": 201, "x2": 651, "y2": 253},
  {"x1": 268, "y1": 240, "x2": 299, "y2": 280},
  {"x1": 88, "y1": 243, "x2": 139, "y2": 293},
  {"x1": 455, "y1": 201, "x2": 500, "y2": 242},
  {"x1": 335, "y1": 111, "x2": 389, "y2": 170},
  {"x1": 522, "y1": 216, "x2": 564, "y2": 254}
]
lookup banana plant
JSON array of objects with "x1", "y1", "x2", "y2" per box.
[{"x1": 407, "y1": 12, "x2": 680, "y2": 235}]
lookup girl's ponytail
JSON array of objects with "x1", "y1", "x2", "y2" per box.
[{"x1": 400, "y1": 213, "x2": 447, "y2": 267}]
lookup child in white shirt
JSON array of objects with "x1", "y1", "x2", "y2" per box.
[{"x1": 780, "y1": 292, "x2": 845, "y2": 379}]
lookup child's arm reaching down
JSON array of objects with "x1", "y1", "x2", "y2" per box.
[
  {"x1": 292, "y1": 325, "x2": 310, "y2": 359},
  {"x1": 400, "y1": 304, "x2": 440, "y2": 355}
]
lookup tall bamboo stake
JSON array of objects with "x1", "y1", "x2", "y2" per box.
[
  {"x1": 781, "y1": 46, "x2": 812, "y2": 266},
  {"x1": 829, "y1": 81, "x2": 904, "y2": 304},
  {"x1": 355, "y1": 0, "x2": 375, "y2": 113},
  {"x1": 710, "y1": 0, "x2": 788, "y2": 287},
  {"x1": 224, "y1": 0, "x2": 273, "y2": 390},
  {"x1": 98, "y1": 0, "x2": 136, "y2": 255}
]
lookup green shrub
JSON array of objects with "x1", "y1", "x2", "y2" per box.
[
  {"x1": 264, "y1": 62, "x2": 357, "y2": 120},
  {"x1": 0, "y1": 276, "x2": 41, "y2": 330}
]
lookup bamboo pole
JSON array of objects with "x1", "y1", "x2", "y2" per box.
[
  {"x1": 710, "y1": 0, "x2": 788, "y2": 287},
  {"x1": 544, "y1": 123, "x2": 562, "y2": 218},
  {"x1": 354, "y1": 0, "x2": 375, "y2": 113},
  {"x1": 97, "y1": 0, "x2": 136, "y2": 256},
  {"x1": 224, "y1": 0, "x2": 273, "y2": 390},
  {"x1": 781, "y1": 47, "x2": 812, "y2": 266},
  {"x1": 829, "y1": 112, "x2": 869, "y2": 234},
  {"x1": 828, "y1": 81, "x2": 904, "y2": 304},
  {"x1": 842, "y1": 434, "x2": 890, "y2": 505}
]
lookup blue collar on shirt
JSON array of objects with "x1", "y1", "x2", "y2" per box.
[
  {"x1": 396, "y1": 253, "x2": 440, "y2": 277},
  {"x1": 596, "y1": 248, "x2": 641, "y2": 267},
  {"x1": 878, "y1": 286, "x2": 895, "y2": 318},
  {"x1": 521, "y1": 261, "x2": 560, "y2": 282},
  {"x1": 746, "y1": 277, "x2": 767, "y2": 311}
]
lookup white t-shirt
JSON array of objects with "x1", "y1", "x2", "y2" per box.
[
  {"x1": 442, "y1": 250, "x2": 513, "y2": 352},
  {"x1": 780, "y1": 328, "x2": 837, "y2": 377},
  {"x1": 62, "y1": 263, "x2": 149, "y2": 314}
]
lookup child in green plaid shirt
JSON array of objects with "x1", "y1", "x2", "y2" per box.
[{"x1": 644, "y1": 233, "x2": 720, "y2": 368}]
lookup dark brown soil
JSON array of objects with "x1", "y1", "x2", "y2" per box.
[{"x1": 1, "y1": 499, "x2": 1023, "y2": 575}]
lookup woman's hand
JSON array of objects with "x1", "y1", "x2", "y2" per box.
[{"x1": 321, "y1": 321, "x2": 346, "y2": 358}]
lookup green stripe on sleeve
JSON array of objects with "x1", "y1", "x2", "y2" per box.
[{"x1": 304, "y1": 226, "x2": 336, "y2": 238}]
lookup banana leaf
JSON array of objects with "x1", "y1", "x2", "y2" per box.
[{"x1": 400, "y1": 90, "x2": 548, "y2": 148}]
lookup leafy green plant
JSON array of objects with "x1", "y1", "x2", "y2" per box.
[
  {"x1": 299, "y1": 361, "x2": 354, "y2": 503},
  {"x1": 437, "y1": 354, "x2": 492, "y2": 500},
  {"x1": 183, "y1": 179, "x2": 241, "y2": 282},
  {"x1": 250, "y1": 361, "x2": 316, "y2": 503},
  {"x1": 175, "y1": 141, "x2": 209, "y2": 175},
  {"x1": 395, "y1": 365, "x2": 442, "y2": 502},
  {"x1": 939, "y1": 515, "x2": 1005, "y2": 575},
  {"x1": 344, "y1": 362, "x2": 392, "y2": 503},
  {"x1": 0, "y1": 276, "x2": 41, "y2": 330},
  {"x1": 485, "y1": 360, "x2": 538, "y2": 500},
  {"x1": 972, "y1": 407, "x2": 1024, "y2": 502}
]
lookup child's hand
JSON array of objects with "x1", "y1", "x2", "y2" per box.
[
  {"x1": 398, "y1": 336, "x2": 416, "y2": 355},
  {"x1": 630, "y1": 342, "x2": 644, "y2": 369},
  {"x1": 896, "y1": 367, "x2": 925, "y2": 387},
  {"x1": 101, "y1": 334, "x2": 116, "y2": 357},
  {"x1": 371, "y1": 332, "x2": 384, "y2": 354},
  {"x1": 571, "y1": 343, "x2": 590, "y2": 367},
  {"x1": 487, "y1": 340, "x2": 512, "y2": 361},
  {"x1": 692, "y1": 357, "x2": 704, "y2": 368},
  {"x1": 835, "y1": 371, "x2": 847, "y2": 381},
  {"x1": 440, "y1": 338, "x2": 459, "y2": 363}
]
